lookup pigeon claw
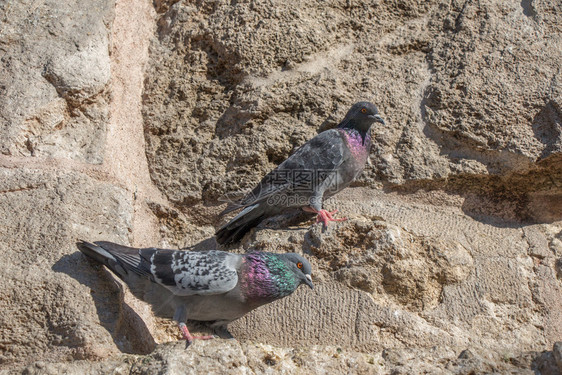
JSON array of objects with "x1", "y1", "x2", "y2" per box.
[
  {"x1": 179, "y1": 323, "x2": 214, "y2": 349},
  {"x1": 306, "y1": 208, "x2": 347, "y2": 232}
]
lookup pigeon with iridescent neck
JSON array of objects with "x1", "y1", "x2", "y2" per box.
[
  {"x1": 216, "y1": 101, "x2": 385, "y2": 245},
  {"x1": 77, "y1": 241, "x2": 313, "y2": 346}
]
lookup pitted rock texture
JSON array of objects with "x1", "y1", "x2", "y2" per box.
[
  {"x1": 9, "y1": 341, "x2": 562, "y2": 375},
  {"x1": 142, "y1": 0, "x2": 439, "y2": 207},
  {"x1": 142, "y1": 0, "x2": 561, "y2": 210},
  {"x1": 0, "y1": 0, "x2": 561, "y2": 373},
  {"x1": 424, "y1": 0, "x2": 562, "y2": 167},
  {"x1": 304, "y1": 219, "x2": 473, "y2": 309}
]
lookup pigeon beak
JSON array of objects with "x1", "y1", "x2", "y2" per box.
[
  {"x1": 368, "y1": 114, "x2": 385, "y2": 125},
  {"x1": 304, "y1": 274, "x2": 314, "y2": 289}
]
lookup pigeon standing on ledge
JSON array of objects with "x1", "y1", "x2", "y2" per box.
[
  {"x1": 216, "y1": 101, "x2": 385, "y2": 245},
  {"x1": 77, "y1": 240, "x2": 313, "y2": 346}
]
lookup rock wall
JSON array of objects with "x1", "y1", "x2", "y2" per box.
[{"x1": 1, "y1": 0, "x2": 561, "y2": 373}]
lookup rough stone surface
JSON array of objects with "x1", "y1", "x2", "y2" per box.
[
  {"x1": 9, "y1": 341, "x2": 562, "y2": 375},
  {"x1": 424, "y1": 0, "x2": 562, "y2": 168},
  {"x1": 1, "y1": 0, "x2": 561, "y2": 373},
  {"x1": 0, "y1": 168, "x2": 133, "y2": 365},
  {"x1": 0, "y1": 0, "x2": 113, "y2": 163},
  {"x1": 142, "y1": 0, "x2": 562, "y2": 208}
]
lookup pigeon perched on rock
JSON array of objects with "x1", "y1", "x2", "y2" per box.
[
  {"x1": 77, "y1": 241, "x2": 313, "y2": 346},
  {"x1": 216, "y1": 101, "x2": 385, "y2": 245}
]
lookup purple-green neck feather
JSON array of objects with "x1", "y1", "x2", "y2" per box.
[{"x1": 240, "y1": 253, "x2": 299, "y2": 302}]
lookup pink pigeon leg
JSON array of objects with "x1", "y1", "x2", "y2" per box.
[
  {"x1": 303, "y1": 206, "x2": 347, "y2": 231},
  {"x1": 179, "y1": 322, "x2": 214, "y2": 347}
]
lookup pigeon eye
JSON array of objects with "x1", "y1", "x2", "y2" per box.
[
  {"x1": 297, "y1": 262, "x2": 303, "y2": 269},
  {"x1": 361, "y1": 108, "x2": 367, "y2": 113}
]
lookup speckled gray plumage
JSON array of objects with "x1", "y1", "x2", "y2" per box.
[{"x1": 77, "y1": 240, "x2": 313, "y2": 342}]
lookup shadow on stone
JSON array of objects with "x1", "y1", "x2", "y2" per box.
[
  {"x1": 181, "y1": 236, "x2": 220, "y2": 251},
  {"x1": 52, "y1": 252, "x2": 156, "y2": 355},
  {"x1": 532, "y1": 347, "x2": 562, "y2": 375},
  {"x1": 214, "y1": 105, "x2": 254, "y2": 139},
  {"x1": 383, "y1": 152, "x2": 562, "y2": 227},
  {"x1": 532, "y1": 100, "x2": 562, "y2": 160},
  {"x1": 412, "y1": 85, "x2": 562, "y2": 226}
]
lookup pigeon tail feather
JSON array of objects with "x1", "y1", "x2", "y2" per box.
[
  {"x1": 215, "y1": 204, "x2": 265, "y2": 245},
  {"x1": 77, "y1": 240, "x2": 131, "y2": 280},
  {"x1": 219, "y1": 201, "x2": 243, "y2": 216}
]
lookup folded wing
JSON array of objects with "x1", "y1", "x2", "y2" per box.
[{"x1": 78, "y1": 241, "x2": 239, "y2": 296}]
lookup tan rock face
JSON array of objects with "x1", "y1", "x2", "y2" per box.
[
  {"x1": 0, "y1": 169, "x2": 133, "y2": 364},
  {"x1": 425, "y1": 0, "x2": 562, "y2": 164},
  {"x1": 0, "y1": 0, "x2": 561, "y2": 373},
  {"x1": 0, "y1": 0, "x2": 113, "y2": 163}
]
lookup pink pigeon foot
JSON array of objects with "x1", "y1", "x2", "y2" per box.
[
  {"x1": 179, "y1": 322, "x2": 214, "y2": 348},
  {"x1": 303, "y1": 207, "x2": 347, "y2": 231}
]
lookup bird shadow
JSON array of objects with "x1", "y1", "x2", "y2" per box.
[{"x1": 52, "y1": 252, "x2": 156, "y2": 355}]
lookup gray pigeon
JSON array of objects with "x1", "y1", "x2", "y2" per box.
[
  {"x1": 77, "y1": 241, "x2": 313, "y2": 346},
  {"x1": 216, "y1": 101, "x2": 385, "y2": 245}
]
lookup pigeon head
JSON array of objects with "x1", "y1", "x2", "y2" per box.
[
  {"x1": 241, "y1": 252, "x2": 314, "y2": 302},
  {"x1": 337, "y1": 101, "x2": 385, "y2": 133},
  {"x1": 280, "y1": 253, "x2": 314, "y2": 290}
]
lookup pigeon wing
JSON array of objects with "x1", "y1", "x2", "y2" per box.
[
  {"x1": 95, "y1": 242, "x2": 240, "y2": 296},
  {"x1": 146, "y1": 249, "x2": 240, "y2": 296},
  {"x1": 236, "y1": 129, "x2": 345, "y2": 208}
]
